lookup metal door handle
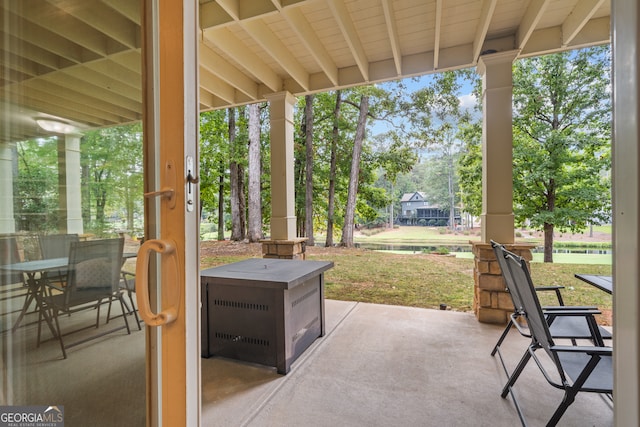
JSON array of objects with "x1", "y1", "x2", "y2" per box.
[
  {"x1": 135, "y1": 239, "x2": 180, "y2": 326},
  {"x1": 144, "y1": 160, "x2": 177, "y2": 209}
]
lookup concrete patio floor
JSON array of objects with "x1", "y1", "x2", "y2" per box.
[
  {"x1": 4, "y1": 295, "x2": 612, "y2": 426},
  {"x1": 202, "y1": 300, "x2": 613, "y2": 427}
]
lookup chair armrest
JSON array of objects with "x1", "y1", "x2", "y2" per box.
[
  {"x1": 535, "y1": 285, "x2": 565, "y2": 305},
  {"x1": 545, "y1": 309, "x2": 602, "y2": 316},
  {"x1": 551, "y1": 345, "x2": 612, "y2": 355},
  {"x1": 535, "y1": 285, "x2": 565, "y2": 291},
  {"x1": 542, "y1": 305, "x2": 598, "y2": 311}
]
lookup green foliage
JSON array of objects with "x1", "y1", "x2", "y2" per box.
[
  {"x1": 512, "y1": 46, "x2": 611, "y2": 245},
  {"x1": 199, "y1": 109, "x2": 229, "y2": 225},
  {"x1": 403, "y1": 70, "x2": 480, "y2": 220},
  {"x1": 82, "y1": 123, "x2": 143, "y2": 235},
  {"x1": 457, "y1": 120, "x2": 482, "y2": 217},
  {"x1": 14, "y1": 138, "x2": 60, "y2": 232}
]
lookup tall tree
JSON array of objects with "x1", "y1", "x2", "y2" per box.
[
  {"x1": 340, "y1": 94, "x2": 369, "y2": 247},
  {"x1": 228, "y1": 108, "x2": 245, "y2": 241},
  {"x1": 406, "y1": 72, "x2": 473, "y2": 227},
  {"x1": 456, "y1": 120, "x2": 483, "y2": 227},
  {"x1": 373, "y1": 132, "x2": 418, "y2": 227},
  {"x1": 199, "y1": 110, "x2": 229, "y2": 240},
  {"x1": 512, "y1": 46, "x2": 611, "y2": 262},
  {"x1": 14, "y1": 137, "x2": 59, "y2": 232},
  {"x1": 82, "y1": 123, "x2": 142, "y2": 235},
  {"x1": 304, "y1": 95, "x2": 315, "y2": 245},
  {"x1": 247, "y1": 103, "x2": 262, "y2": 242},
  {"x1": 325, "y1": 90, "x2": 342, "y2": 247}
]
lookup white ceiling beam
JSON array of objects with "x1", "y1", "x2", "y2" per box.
[
  {"x1": 521, "y1": 17, "x2": 610, "y2": 57},
  {"x1": 282, "y1": 7, "x2": 339, "y2": 85},
  {"x1": 84, "y1": 60, "x2": 140, "y2": 92},
  {"x1": 433, "y1": 0, "x2": 443, "y2": 69},
  {"x1": 101, "y1": 0, "x2": 141, "y2": 25},
  {"x1": 201, "y1": 0, "x2": 311, "y2": 28},
  {"x1": 200, "y1": 2, "x2": 233, "y2": 29},
  {"x1": 1, "y1": 51, "x2": 42, "y2": 79},
  {"x1": 241, "y1": 19, "x2": 309, "y2": 91},
  {"x1": 200, "y1": 41, "x2": 259, "y2": 99},
  {"x1": 327, "y1": 0, "x2": 369, "y2": 81},
  {"x1": 7, "y1": 1, "x2": 112, "y2": 58},
  {"x1": 36, "y1": 74, "x2": 142, "y2": 117},
  {"x1": 46, "y1": 0, "x2": 140, "y2": 49},
  {"x1": 203, "y1": 27, "x2": 282, "y2": 92},
  {"x1": 215, "y1": 0, "x2": 241, "y2": 21},
  {"x1": 110, "y1": 50, "x2": 141, "y2": 74},
  {"x1": 60, "y1": 67, "x2": 141, "y2": 103},
  {"x1": 568, "y1": 16, "x2": 611, "y2": 47},
  {"x1": 25, "y1": 80, "x2": 137, "y2": 121},
  {"x1": 562, "y1": 0, "x2": 607, "y2": 46},
  {"x1": 200, "y1": 68, "x2": 236, "y2": 104},
  {"x1": 0, "y1": 16, "x2": 85, "y2": 64},
  {"x1": 517, "y1": 0, "x2": 551, "y2": 50},
  {"x1": 473, "y1": 0, "x2": 499, "y2": 61},
  {"x1": 199, "y1": 89, "x2": 216, "y2": 109},
  {"x1": 0, "y1": 34, "x2": 61, "y2": 70},
  {"x1": 12, "y1": 96, "x2": 112, "y2": 127},
  {"x1": 381, "y1": 0, "x2": 402, "y2": 76}
]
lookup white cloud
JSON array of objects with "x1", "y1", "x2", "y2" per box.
[{"x1": 459, "y1": 93, "x2": 477, "y2": 110}]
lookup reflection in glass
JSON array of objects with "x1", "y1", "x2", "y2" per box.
[{"x1": 1, "y1": 2, "x2": 145, "y2": 425}]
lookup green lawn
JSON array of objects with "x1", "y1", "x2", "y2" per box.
[
  {"x1": 201, "y1": 227, "x2": 613, "y2": 325},
  {"x1": 302, "y1": 248, "x2": 612, "y2": 324}
]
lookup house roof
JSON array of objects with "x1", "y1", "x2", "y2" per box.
[
  {"x1": 0, "y1": 0, "x2": 611, "y2": 143},
  {"x1": 400, "y1": 192, "x2": 426, "y2": 202}
]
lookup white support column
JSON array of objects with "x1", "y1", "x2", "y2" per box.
[
  {"x1": 0, "y1": 143, "x2": 16, "y2": 233},
  {"x1": 266, "y1": 91, "x2": 297, "y2": 240},
  {"x1": 476, "y1": 50, "x2": 519, "y2": 244},
  {"x1": 57, "y1": 134, "x2": 84, "y2": 234},
  {"x1": 612, "y1": 1, "x2": 640, "y2": 425}
]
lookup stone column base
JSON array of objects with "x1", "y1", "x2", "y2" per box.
[
  {"x1": 261, "y1": 237, "x2": 308, "y2": 260},
  {"x1": 472, "y1": 241, "x2": 535, "y2": 324}
]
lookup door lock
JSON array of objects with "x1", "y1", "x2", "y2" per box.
[{"x1": 186, "y1": 156, "x2": 199, "y2": 212}]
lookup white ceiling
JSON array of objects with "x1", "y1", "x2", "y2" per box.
[{"x1": 0, "y1": 0, "x2": 611, "y2": 142}]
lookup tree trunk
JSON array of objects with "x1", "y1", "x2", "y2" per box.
[
  {"x1": 247, "y1": 103, "x2": 262, "y2": 242},
  {"x1": 217, "y1": 163, "x2": 225, "y2": 241},
  {"x1": 388, "y1": 182, "x2": 394, "y2": 228},
  {"x1": 304, "y1": 95, "x2": 315, "y2": 246},
  {"x1": 543, "y1": 222, "x2": 554, "y2": 262},
  {"x1": 326, "y1": 90, "x2": 342, "y2": 247},
  {"x1": 238, "y1": 163, "x2": 247, "y2": 238},
  {"x1": 448, "y1": 154, "x2": 455, "y2": 231},
  {"x1": 229, "y1": 108, "x2": 244, "y2": 241},
  {"x1": 543, "y1": 179, "x2": 556, "y2": 262},
  {"x1": 340, "y1": 95, "x2": 369, "y2": 247}
]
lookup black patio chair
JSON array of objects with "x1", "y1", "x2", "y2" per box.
[
  {"x1": 490, "y1": 240, "x2": 611, "y2": 359},
  {"x1": 1, "y1": 237, "x2": 28, "y2": 329},
  {"x1": 498, "y1": 245, "x2": 612, "y2": 426},
  {"x1": 38, "y1": 237, "x2": 131, "y2": 359},
  {"x1": 38, "y1": 233, "x2": 79, "y2": 286}
]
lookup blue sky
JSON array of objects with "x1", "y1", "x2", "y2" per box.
[{"x1": 371, "y1": 74, "x2": 478, "y2": 138}]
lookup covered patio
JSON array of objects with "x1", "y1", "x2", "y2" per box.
[
  {"x1": 2, "y1": 0, "x2": 638, "y2": 425},
  {"x1": 12, "y1": 298, "x2": 613, "y2": 426}
]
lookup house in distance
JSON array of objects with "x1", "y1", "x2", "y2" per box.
[{"x1": 397, "y1": 192, "x2": 461, "y2": 226}]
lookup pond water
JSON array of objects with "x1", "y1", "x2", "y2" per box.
[{"x1": 353, "y1": 242, "x2": 612, "y2": 255}]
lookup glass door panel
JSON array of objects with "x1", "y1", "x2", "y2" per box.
[{"x1": 1, "y1": 2, "x2": 145, "y2": 425}]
